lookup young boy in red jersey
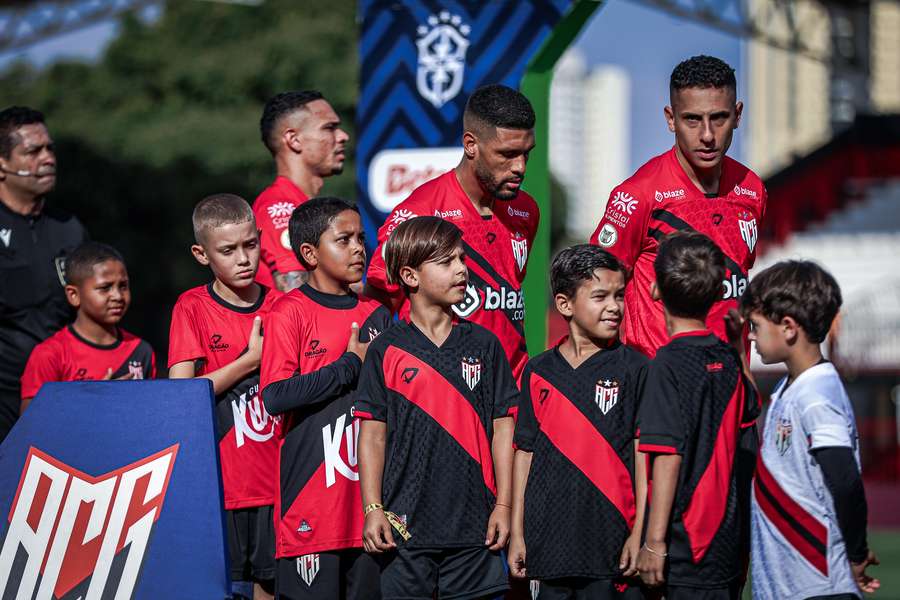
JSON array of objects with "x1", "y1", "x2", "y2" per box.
[
  {"x1": 260, "y1": 197, "x2": 391, "y2": 600},
  {"x1": 20, "y1": 241, "x2": 155, "y2": 410},
  {"x1": 168, "y1": 193, "x2": 279, "y2": 600},
  {"x1": 636, "y1": 232, "x2": 758, "y2": 600},
  {"x1": 357, "y1": 216, "x2": 518, "y2": 600},
  {"x1": 508, "y1": 244, "x2": 648, "y2": 599}
]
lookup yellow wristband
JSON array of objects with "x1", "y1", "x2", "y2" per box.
[{"x1": 364, "y1": 503, "x2": 384, "y2": 515}]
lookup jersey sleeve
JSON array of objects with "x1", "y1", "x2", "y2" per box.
[
  {"x1": 255, "y1": 202, "x2": 304, "y2": 276},
  {"x1": 491, "y1": 335, "x2": 519, "y2": 419},
  {"x1": 637, "y1": 356, "x2": 684, "y2": 454},
  {"x1": 260, "y1": 301, "x2": 303, "y2": 390},
  {"x1": 167, "y1": 299, "x2": 205, "y2": 368},
  {"x1": 365, "y1": 202, "x2": 423, "y2": 307},
  {"x1": 589, "y1": 185, "x2": 650, "y2": 272},
  {"x1": 354, "y1": 341, "x2": 387, "y2": 421},
  {"x1": 799, "y1": 396, "x2": 854, "y2": 451},
  {"x1": 20, "y1": 341, "x2": 62, "y2": 399},
  {"x1": 360, "y1": 305, "x2": 393, "y2": 342},
  {"x1": 512, "y1": 364, "x2": 537, "y2": 451}
]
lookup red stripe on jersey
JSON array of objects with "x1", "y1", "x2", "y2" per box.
[
  {"x1": 754, "y1": 457, "x2": 828, "y2": 575},
  {"x1": 681, "y1": 376, "x2": 744, "y2": 564},
  {"x1": 529, "y1": 372, "x2": 635, "y2": 527},
  {"x1": 383, "y1": 346, "x2": 496, "y2": 495},
  {"x1": 355, "y1": 411, "x2": 374, "y2": 420},
  {"x1": 639, "y1": 443, "x2": 678, "y2": 455}
]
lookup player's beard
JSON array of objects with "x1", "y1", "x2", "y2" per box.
[{"x1": 474, "y1": 161, "x2": 516, "y2": 201}]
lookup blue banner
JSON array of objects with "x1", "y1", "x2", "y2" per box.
[
  {"x1": 0, "y1": 380, "x2": 228, "y2": 599},
  {"x1": 356, "y1": 0, "x2": 571, "y2": 243}
]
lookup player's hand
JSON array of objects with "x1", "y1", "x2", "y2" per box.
[
  {"x1": 637, "y1": 541, "x2": 667, "y2": 587},
  {"x1": 851, "y1": 550, "x2": 881, "y2": 594},
  {"x1": 724, "y1": 308, "x2": 746, "y2": 351},
  {"x1": 347, "y1": 322, "x2": 371, "y2": 363},
  {"x1": 507, "y1": 534, "x2": 527, "y2": 578},
  {"x1": 619, "y1": 532, "x2": 642, "y2": 577},
  {"x1": 485, "y1": 505, "x2": 510, "y2": 551},
  {"x1": 246, "y1": 316, "x2": 264, "y2": 367},
  {"x1": 362, "y1": 510, "x2": 396, "y2": 554},
  {"x1": 102, "y1": 368, "x2": 134, "y2": 381}
]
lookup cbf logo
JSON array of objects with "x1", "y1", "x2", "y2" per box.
[
  {"x1": 461, "y1": 357, "x2": 482, "y2": 391},
  {"x1": 595, "y1": 379, "x2": 619, "y2": 414},
  {"x1": 232, "y1": 382, "x2": 276, "y2": 448},
  {"x1": 0, "y1": 445, "x2": 177, "y2": 599},
  {"x1": 297, "y1": 553, "x2": 320, "y2": 586},
  {"x1": 511, "y1": 233, "x2": 528, "y2": 272},
  {"x1": 775, "y1": 417, "x2": 793, "y2": 455},
  {"x1": 738, "y1": 211, "x2": 758, "y2": 253},
  {"x1": 416, "y1": 12, "x2": 470, "y2": 108}
]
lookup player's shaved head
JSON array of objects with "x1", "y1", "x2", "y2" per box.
[
  {"x1": 65, "y1": 241, "x2": 126, "y2": 286},
  {"x1": 260, "y1": 90, "x2": 325, "y2": 155},
  {"x1": 192, "y1": 193, "x2": 255, "y2": 246},
  {"x1": 463, "y1": 84, "x2": 535, "y2": 139},
  {"x1": 670, "y1": 55, "x2": 736, "y2": 101}
]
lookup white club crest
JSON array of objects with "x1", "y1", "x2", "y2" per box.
[
  {"x1": 297, "y1": 553, "x2": 320, "y2": 587},
  {"x1": 739, "y1": 218, "x2": 758, "y2": 252},
  {"x1": 595, "y1": 379, "x2": 619, "y2": 414},
  {"x1": 416, "y1": 12, "x2": 470, "y2": 109},
  {"x1": 127, "y1": 360, "x2": 144, "y2": 380},
  {"x1": 775, "y1": 418, "x2": 793, "y2": 455},
  {"x1": 461, "y1": 357, "x2": 482, "y2": 391},
  {"x1": 511, "y1": 236, "x2": 528, "y2": 272}
]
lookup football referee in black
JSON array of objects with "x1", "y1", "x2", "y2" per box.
[{"x1": 0, "y1": 106, "x2": 87, "y2": 441}]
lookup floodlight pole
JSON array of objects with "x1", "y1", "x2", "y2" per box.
[{"x1": 521, "y1": 0, "x2": 603, "y2": 355}]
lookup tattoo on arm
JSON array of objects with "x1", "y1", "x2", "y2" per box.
[{"x1": 274, "y1": 270, "x2": 308, "y2": 292}]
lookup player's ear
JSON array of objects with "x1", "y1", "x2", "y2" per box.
[
  {"x1": 298, "y1": 242, "x2": 318, "y2": 268},
  {"x1": 190, "y1": 244, "x2": 210, "y2": 266},
  {"x1": 781, "y1": 315, "x2": 800, "y2": 345},
  {"x1": 64, "y1": 284, "x2": 81, "y2": 309},
  {"x1": 554, "y1": 293, "x2": 574, "y2": 318},
  {"x1": 284, "y1": 127, "x2": 302, "y2": 154},
  {"x1": 734, "y1": 100, "x2": 744, "y2": 128},
  {"x1": 399, "y1": 265, "x2": 418, "y2": 290},
  {"x1": 664, "y1": 105, "x2": 675, "y2": 133},
  {"x1": 462, "y1": 130, "x2": 478, "y2": 160}
]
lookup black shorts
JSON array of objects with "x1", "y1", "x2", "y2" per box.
[
  {"x1": 276, "y1": 549, "x2": 380, "y2": 600},
  {"x1": 377, "y1": 546, "x2": 508, "y2": 600},
  {"x1": 534, "y1": 577, "x2": 645, "y2": 600},
  {"x1": 664, "y1": 581, "x2": 742, "y2": 600},
  {"x1": 227, "y1": 505, "x2": 276, "y2": 583}
]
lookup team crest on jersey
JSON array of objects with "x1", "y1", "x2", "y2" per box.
[
  {"x1": 595, "y1": 379, "x2": 619, "y2": 414},
  {"x1": 231, "y1": 382, "x2": 276, "y2": 448},
  {"x1": 297, "y1": 553, "x2": 320, "y2": 586},
  {"x1": 128, "y1": 360, "x2": 144, "y2": 380},
  {"x1": 596, "y1": 223, "x2": 618, "y2": 248},
  {"x1": 461, "y1": 357, "x2": 482, "y2": 391},
  {"x1": 738, "y1": 216, "x2": 758, "y2": 253},
  {"x1": 775, "y1": 417, "x2": 793, "y2": 455},
  {"x1": 298, "y1": 520, "x2": 312, "y2": 533},
  {"x1": 511, "y1": 234, "x2": 528, "y2": 272},
  {"x1": 54, "y1": 256, "x2": 67, "y2": 287},
  {"x1": 0, "y1": 445, "x2": 177, "y2": 599},
  {"x1": 416, "y1": 12, "x2": 470, "y2": 108}
]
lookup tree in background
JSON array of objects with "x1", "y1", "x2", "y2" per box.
[{"x1": 0, "y1": 0, "x2": 358, "y2": 369}]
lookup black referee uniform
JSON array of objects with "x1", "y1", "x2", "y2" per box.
[{"x1": 0, "y1": 199, "x2": 87, "y2": 440}]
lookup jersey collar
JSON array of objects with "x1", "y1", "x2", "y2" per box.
[
  {"x1": 667, "y1": 146, "x2": 729, "y2": 198},
  {"x1": 67, "y1": 324, "x2": 123, "y2": 350},
  {"x1": 297, "y1": 283, "x2": 358, "y2": 310},
  {"x1": 207, "y1": 282, "x2": 268, "y2": 314}
]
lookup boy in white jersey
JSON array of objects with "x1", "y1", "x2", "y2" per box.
[{"x1": 739, "y1": 261, "x2": 880, "y2": 600}]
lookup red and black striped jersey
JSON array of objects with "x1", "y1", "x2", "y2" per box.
[
  {"x1": 168, "y1": 283, "x2": 279, "y2": 509},
  {"x1": 637, "y1": 331, "x2": 759, "y2": 587},
  {"x1": 590, "y1": 148, "x2": 766, "y2": 358},
  {"x1": 21, "y1": 325, "x2": 155, "y2": 399},
  {"x1": 260, "y1": 284, "x2": 391, "y2": 558},
  {"x1": 514, "y1": 340, "x2": 648, "y2": 579},
  {"x1": 355, "y1": 319, "x2": 518, "y2": 548},
  {"x1": 366, "y1": 171, "x2": 540, "y2": 377}
]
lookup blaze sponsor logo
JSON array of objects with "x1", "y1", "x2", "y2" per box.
[
  {"x1": 507, "y1": 206, "x2": 530, "y2": 219},
  {"x1": 596, "y1": 223, "x2": 618, "y2": 248},
  {"x1": 401, "y1": 368, "x2": 419, "y2": 384},
  {"x1": 232, "y1": 382, "x2": 275, "y2": 447},
  {"x1": 595, "y1": 379, "x2": 619, "y2": 414},
  {"x1": 0, "y1": 445, "x2": 178, "y2": 599},
  {"x1": 208, "y1": 334, "x2": 229, "y2": 352},
  {"x1": 297, "y1": 553, "x2": 320, "y2": 586},
  {"x1": 323, "y1": 413, "x2": 358, "y2": 487},
  {"x1": 722, "y1": 273, "x2": 748, "y2": 300},
  {"x1": 775, "y1": 418, "x2": 793, "y2": 455},
  {"x1": 739, "y1": 217, "x2": 758, "y2": 252},
  {"x1": 733, "y1": 185, "x2": 758, "y2": 199},
  {"x1": 461, "y1": 357, "x2": 482, "y2": 391},
  {"x1": 452, "y1": 284, "x2": 524, "y2": 321},
  {"x1": 128, "y1": 360, "x2": 144, "y2": 380},
  {"x1": 611, "y1": 191, "x2": 638, "y2": 215},
  {"x1": 511, "y1": 234, "x2": 528, "y2": 272},
  {"x1": 654, "y1": 188, "x2": 685, "y2": 202},
  {"x1": 452, "y1": 284, "x2": 481, "y2": 318},
  {"x1": 304, "y1": 339, "x2": 327, "y2": 358},
  {"x1": 434, "y1": 208, "x2": 463, "y2": 219}
]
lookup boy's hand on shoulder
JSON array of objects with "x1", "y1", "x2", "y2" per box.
[
  {"x1": 507, "y1": 534, "x2": 527, "y2": 578},
  {"x1": 636, "y1": 540, "x2": 667, "y2": 587},
  {"x1": 619, "y1": 531, "x2": 642, "y2": 577},
  {"x1": 246, "y1": 316, "x2": 263, "y2": 367},
  {"x1": 347, "y1": 322, "x2": 371, "y2": 362},
  {"x1": 724, "y1": 309, "x2": 745, "y2": 352},
  {"x1": 485, "y1": 504, "x2": 510, "y2": 551},
  {"x1": 362, "y1": 510, "x2": 396, "y2": 554},
  {"x1": 851, "y1": 550, "x2": 881, "y2": 594}
]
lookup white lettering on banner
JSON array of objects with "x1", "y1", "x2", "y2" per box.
[
  {"x1": 323, "y1": 413, "x2": 359, "y2": 487},
  {"x1": 368, "y1": 148, "x2": 462, "y2": 213}
]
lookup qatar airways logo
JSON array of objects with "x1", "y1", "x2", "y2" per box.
[
  {"x1": 733, "y1": 185, "x2": 758, "y2": 199},
  {"x1": 0, "y1": 445, "x2": 177, "y2": 599},
  {"x1": 654, "y1": 188, "x2": 685, "y2": 202},
  {"x1": 611, "y1": 191, "x2": 638, "y2": 215},
  {"x1": 323, "y1": 413, "x2": 358, "y2": 488}
]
